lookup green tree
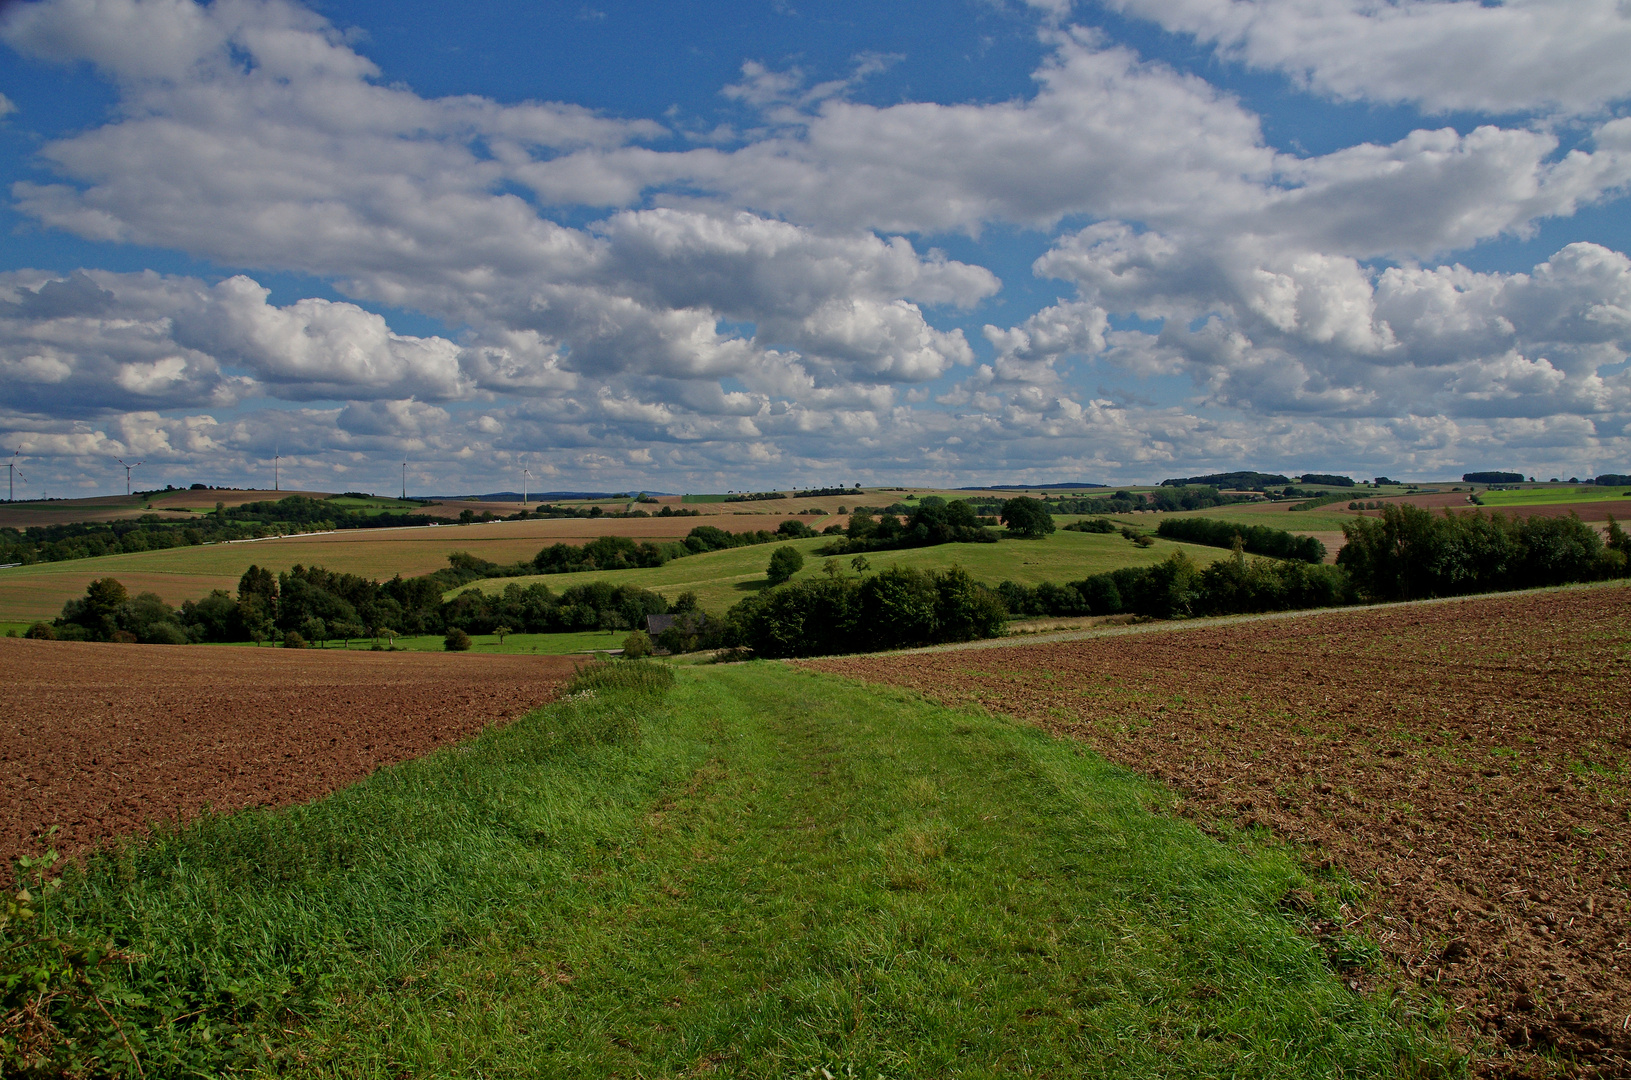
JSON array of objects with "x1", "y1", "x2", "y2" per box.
[
  {"x1": 444, "y1": 627, "x2": 472, "y2": 651},
  {"x1": 1000, "y1": 496, "x2": 1055, "y2": 539},
  {"x1": 767, "y1": 545, "x2": 805, "y2": 585}
]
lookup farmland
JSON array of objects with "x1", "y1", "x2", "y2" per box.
[
  {"x1": 0, "y1": 512, "x2": 1234, "y2": 623},
  {"x1": 448, "y1": 528, "x2": 1233, "y2": 612},
  {"x1": 0, "y1": 511, "x2": 821, "y2": 622},
  {"x1": 812, "y1": 581, "x2": 1631, "y2": 1076},
  {"x1": 0, "y1": 638, "x2": 581, "y2": 864},
  {"x1": 4, "y1": 647, "x2": 1456, "y2": 1077}
]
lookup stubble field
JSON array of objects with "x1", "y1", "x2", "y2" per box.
[
  {"x1": 810, "y1": 583, "x2": 1631, "y2": 1077},
  {"x1": 0, "y1": 638, "x2": 581, "y2": 864}
]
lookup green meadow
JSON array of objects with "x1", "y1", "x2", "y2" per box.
[
  {"x1": 1477, "y1": 485, "x2": 1631, "y2": 507},
  {"x1": 449, "y1": 530, "x2": 1233, "y2": 611},
  {"x1": 11, "y1": 661, "x2": 1459, "y2": 1078}
]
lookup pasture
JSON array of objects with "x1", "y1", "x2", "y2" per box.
[
  {"x1": 448, "y1": 529, "x2": 1234, "y2": 612},
  {"x1": 0, "y1": 512, "x2": 820, "y2": 622}
]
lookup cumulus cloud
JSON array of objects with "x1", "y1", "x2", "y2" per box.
[
  {"x1": 2, "y1": 0, "x2": 1629, "y2": 489},
  {"x1": 1102, "y1": 0, "x2": 1631, "y2": 116},
  {"x1": 1024, "y1": 235, "x2": 1631, "y2": 424}
]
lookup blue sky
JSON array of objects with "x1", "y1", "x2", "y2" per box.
[{"x1": 2, "y1": 0, "x2": 1629, "y2": 496}]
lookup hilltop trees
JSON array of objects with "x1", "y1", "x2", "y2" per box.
[
  {"x1": 1000, "y1": 497, "x2": 1055, "y2": 539},
  {"x1": 824, "y1": 497, "x2": 995, "y2": 554}
]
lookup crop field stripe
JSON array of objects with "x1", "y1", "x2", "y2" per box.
[{"x1": 30, "y1": 663, "x2": 1455, "y2": 1077}]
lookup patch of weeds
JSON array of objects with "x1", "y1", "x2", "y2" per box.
[{"x1": 570, "y1": 659, "x2": 675, "y2": 697}]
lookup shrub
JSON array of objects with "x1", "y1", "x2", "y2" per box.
[
  {"x1": 24, "y1": 621, "x2": 56, "y2": 640},
  {"x1": 282, "y1": 630, "x2": 306, "y2": 649},
  {"x1": 444, "y1": 627, "x2": 472, "y2": 651},
  {"x1": 569, "y1": 659, "x2": 674, "y2": 696},
  {"x1": 622, "y1": 629, "x2": 653, "y2": 658}
]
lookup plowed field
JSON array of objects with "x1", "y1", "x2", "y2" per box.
[
  {"x1": 810, "y1": 584, "x2": 1631, "y2": 1078},
  {"x1": 1, "y1": 639, "x2": 580, "y2": 864}
]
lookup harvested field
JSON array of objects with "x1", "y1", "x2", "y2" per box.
[
  {"x1": 1, "y1": 638, "x2": 581, "y2": 865},
  {"x1": 810, "y1": 583, "x2": 1631, "y2": 1078}
]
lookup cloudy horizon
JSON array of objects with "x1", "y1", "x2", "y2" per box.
[{"x1": 2, "y1": 0, "x2": 1628, "y2": 497}]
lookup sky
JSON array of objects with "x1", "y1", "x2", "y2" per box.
[{"x1": 1, "y1": 0, "x2": 1629, "y2": 497}]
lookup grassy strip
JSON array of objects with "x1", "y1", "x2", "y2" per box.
[
  {"x1": 12, "y1": 664, "x2": 1459, "y2": 1077},
  {"x1": 1477, "y1": 486, "x2": 1631, "y2": 506}
]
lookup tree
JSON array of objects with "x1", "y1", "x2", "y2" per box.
[
  {"x1": 444, "y1": 627, "x2": 472, "y2": 651},
  {"x1": 622, "y1": 629, "x2": 652, "y2": 658},
  {"x1": 767, "y1": 545, "x2": 805, "y2": 585},
  {"x1": 1001, "y1": 496, "x2": 1055, "y2": 539},
  {"x1": 301, "y1": 616, "x2": 329, "y2": 647},
  {"x1": 494, "y1": 624, "x2": 512, "y2": 645}
]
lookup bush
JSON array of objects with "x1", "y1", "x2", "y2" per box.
[
  {"x1": 140, "y1": 621, "x2": 191, "y2": 645},
  {"x1": 282, "y1": 630, "x2": 306, "y2": 649},
  {"x1": 24, "y1": 621, "x2": 56, "y2": 640},
  {"x1": 444, "y1": 627, "x2": 472, "y2": 651},
  {"x1": 622, "y1": 629, "x2": 653, "y2": 658}
]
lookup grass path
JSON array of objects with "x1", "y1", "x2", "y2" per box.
[{"x1": 29, "y1": 663, "x2": 1457, "y2": 1078}]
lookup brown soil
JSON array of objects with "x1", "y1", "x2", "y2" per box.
[
  {"x1": 1, "y1": 639, "x2": 582, "y2": 865},
  {"x1": 809, "y1": 584, "x2": 1631, "y2": 1078}
]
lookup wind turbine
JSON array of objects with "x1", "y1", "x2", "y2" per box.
[
  {"x1": 5, "y1": 450, "x2": 24, "y2": 502},
  {"x1": 115, "y1": 457, "x2": 143, "y2": 496},
  {"x1": 402, "y1": 459, "x2": 408, "y2": 500},
  {"x1": 273, "y1": 445, "x2": 281, "y2": 492},
  {"x1": 522, "y1": 466, "x2": 532, "y2": 507}
]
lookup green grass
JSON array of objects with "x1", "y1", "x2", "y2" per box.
[
  {"x1": 19, "y1": 662, "x2": 1459, "y2": 1078},
  {"x1": 1477, "y1": 486, "x2": 1631, "y2": 507},
  {"x1": 449, "y1": 531, "x2": 1232, "y2": 611}
]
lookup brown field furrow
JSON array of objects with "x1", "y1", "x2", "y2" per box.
[
  {"x1": 1, "y1": 639, "x2": 581, "y2": 864},
  {"x1": 809, "y1": 584, "x2": 1631, "y2": 1078}
]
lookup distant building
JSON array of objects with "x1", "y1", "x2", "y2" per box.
[{"x1": 646, "y1": 614, "x2": 678, "y2": 637}]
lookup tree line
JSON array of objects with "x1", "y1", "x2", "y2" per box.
[
  {"x1": 22, "y1": 503, "x2": 1627, "y2": 657},
  {"x1": 1155, "y1": 518, "x2": 1326, "y2": 562},
  {"x1": 1000, "y1": 507, "x2": 1628, "y2": 623}
]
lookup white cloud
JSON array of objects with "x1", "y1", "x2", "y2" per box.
[
  {"x1": 2, "y1": 0, "x2": 1630, "y2": 490},
  {"x1": 1103, "y1": 0, "x2": 1631, "y2": 116},
  {"x1": 1023, "y1": 235, "x2": 1631, "y2": 424}
]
